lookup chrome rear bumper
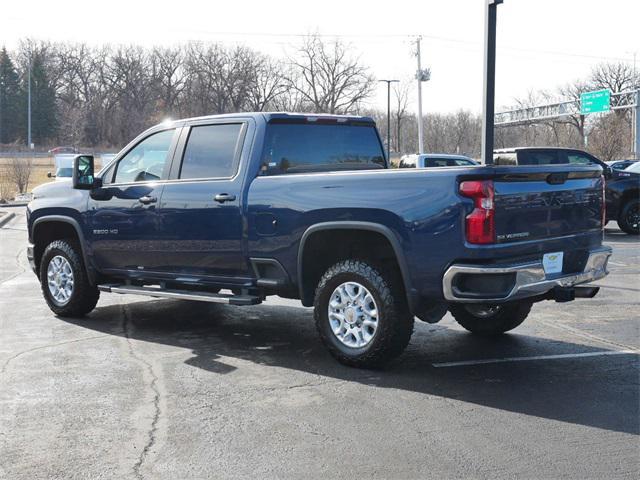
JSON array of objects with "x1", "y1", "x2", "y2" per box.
[{"x1": 443, "y1": 247, "x2": 611, "y2": 303}]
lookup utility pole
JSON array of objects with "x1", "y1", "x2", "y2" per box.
[
  {"x1": 379, "y1": 79, "x2": 399, "y2": 161},
  {"x1": 416, "y1": 38, "x2": 424, "y2": 154},
  {"x1": 481, "y1": 0, "x2": 503, "y2": 165},
  {"x1": 27, "y1": 58, "x2": 32, "y2": 149},
  {"x1": 414, "y1": 37, "x2": 430, "y2": 155},
  {"x1": 632, "y1": 52, "x2": 638, "y2": 160}
]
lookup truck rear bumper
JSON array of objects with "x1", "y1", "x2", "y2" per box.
[{"x1": 443, "y1": 246, "x2": 611, "y2": 303}]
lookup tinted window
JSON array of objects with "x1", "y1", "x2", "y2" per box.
[
  {"x1": 261, "y1": 123, "x2": 385, "y2": 175},
  {"x1": 180, "y1": 124, "x2": 243, "y2": 179},
  {"x1": 430, "y1": 159, "x2": 449, "y2": 167},
  {"x1": 453, "y1": 158, "x2": 475, "y2": 166},
  {"x1": 113, "y1": 129, "x2": 175, "y2": 184},
  {"x1": 567, "y1": 153, "x2": 594, "y2": 165},
  {"x1": 519, "y1": 150, "x2": 559, "y2": 165}
]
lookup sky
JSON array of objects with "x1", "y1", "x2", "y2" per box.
[{"x1": 2, "y1": 0, "x2": 638, "y2": 114}]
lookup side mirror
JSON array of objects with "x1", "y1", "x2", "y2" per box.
[
  {"x1": 72, "y1": 155, "x2": 95, "y2": 189},
  {"x1": 47, "y1": 172, "x2": 53, "y2": 178},
  {"x1": 605, "y1": 166, "x2": 613, "y2": 178}
]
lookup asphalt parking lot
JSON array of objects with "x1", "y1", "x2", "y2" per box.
[{"x1": 1, "y1": 209, "x2": 638, "y2": 479}]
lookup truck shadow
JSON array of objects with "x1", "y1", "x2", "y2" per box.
[
  {"x1": 604, "y1": 227, "x2": 640, "y2": 243},
  {"x1": 61, "y1": 298, "x2": 639, "y2": 436}
]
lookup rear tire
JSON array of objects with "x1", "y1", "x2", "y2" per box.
[
  {"x1": 617, "y1": 199, "x2": 640, "y2": 235},
  {"x1": 40, "y1": 239, "x2": 99, "y2": 317},
  {"x1": 449, "y1": 301, "x2": 532, "y2": 336},
  {"x1": 314, "y1": 260, "x2": 413, "y2": 368}
]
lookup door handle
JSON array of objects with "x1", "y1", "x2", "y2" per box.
[
  {"x1": 214, "y1": 193, "x2": 236, "y2": 203},
  {"x1": 138, "y1": 195, "x2": 157, "y2": 205}
]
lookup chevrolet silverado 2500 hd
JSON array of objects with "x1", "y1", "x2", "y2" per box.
[{"x1": 27, "y1": 113, "x2": 611, "y2": 367}]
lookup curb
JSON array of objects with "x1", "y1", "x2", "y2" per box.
[
  {"x1": 0, "y1": 212, "x2": 16, "y2": 228},
  {"x1": 0, "y1": 202, "x2": 29, "y2": 208}
]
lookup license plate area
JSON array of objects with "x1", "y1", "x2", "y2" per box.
[{"x1": 543, "y1": 252, "x2": 564, "y2": 275}]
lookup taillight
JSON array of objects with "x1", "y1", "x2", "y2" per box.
[
  {"x1": 601, "y1": 175, "x2": 606, "y2": 230},
  {"x1": 460, "y1": 180, "x2": 495, "y2": 244}
]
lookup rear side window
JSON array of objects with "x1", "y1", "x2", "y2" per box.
[
  {"x1": 180, "y1": 124, "x2": 243, "y2": 179},
  {"x1": 431, "y1": 159, "x2": 449, "y2": 167},
  {"x1": 260, "y1": 123, "x2": 385, "y2": 175},
  {"x1": 519, "y1": 151, "x2": 559, "y2": 165},
  {"x1": 567, "y1": 153, "x2": 594, "y2": 165},
  {"x1": 454, "y1": 158, "x2": 475, "y2": 166}
]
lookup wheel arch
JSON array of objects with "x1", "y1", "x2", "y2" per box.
[
  {"x1": 32, "y1": 215, "x2": 95, "y2": 284},
  {"x1": 296, "y1": 221, "x2": 416, "y2": 311}
]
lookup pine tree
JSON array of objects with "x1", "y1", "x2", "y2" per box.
[
  {"x1": 28, "y1": 52, "x2": 58, "y2": 144},
  {"x1": 0, "y1": 47, "x2": 23, "y2": 144}
]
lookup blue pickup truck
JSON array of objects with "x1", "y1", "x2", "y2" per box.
[{"x1": 27, "y1": 113, "x2": 611, "y2": 367}]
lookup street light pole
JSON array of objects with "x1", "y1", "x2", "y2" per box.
[
  {"x1": 481, "y1": 0, "x2": 503, "y2": 165},
  {"x1": 379, "y1": 79, "x2": 399, "y2": 161}
]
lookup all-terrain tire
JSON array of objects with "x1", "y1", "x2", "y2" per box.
[
  {"x1": 314, "y1": 260, "x2": 414, "y2": 368},
  {"x1": 40, "y1": 239, "x2": 100, "y2": 317},
  {"x1": 449, "y1": 301, "x2": 532, "y2": 336},
  {"x1": 617, "y1": 199, "x2": 640, "y2": 235}
]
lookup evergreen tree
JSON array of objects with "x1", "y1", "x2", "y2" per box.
[
  {"x1": 0, "y1": 47, "x2": 23, "y2": 144},
  {"x1": 28, "y1": 52, "x2": 58, "y2": 144}
]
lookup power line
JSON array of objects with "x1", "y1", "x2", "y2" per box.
[{"x1": 175, "y1": 29, "x2": 635, "y2": 63}]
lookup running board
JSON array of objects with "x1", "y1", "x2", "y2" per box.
[{"x1": 98, "y1": 284, "x2": 261, "y2": 306}]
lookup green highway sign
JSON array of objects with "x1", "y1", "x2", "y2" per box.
[{"x1": 580, "y1": 89, "x2": 611, "y2": 114}]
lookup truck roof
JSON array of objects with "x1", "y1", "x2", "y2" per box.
[
  {"x1": 172, "y1": 112, "x2": 376, "y2": 125},
  {"x1": 494, "y1": 147, "x2": 584, "y2": 153}
]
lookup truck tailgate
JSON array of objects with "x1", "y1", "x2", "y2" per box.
[{"x1": 493, "y1": 168, "x2": 603, "y2": 243}]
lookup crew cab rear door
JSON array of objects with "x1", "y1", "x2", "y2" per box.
[{"x1": 157, "y1": 119, "x2": 252, "y2": 281}]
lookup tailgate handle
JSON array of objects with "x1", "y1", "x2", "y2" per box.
[{"x1": 546, "y1": 173, "x2": 568, "y2": 185}]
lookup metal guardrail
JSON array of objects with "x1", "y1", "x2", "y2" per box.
[{"x1": 0, "y1": 151, "x2": 51, "y2": 158}]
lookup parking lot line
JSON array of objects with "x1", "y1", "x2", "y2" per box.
[{"x1": 431, "y1": 350, "x2": 637, "y2": 368}]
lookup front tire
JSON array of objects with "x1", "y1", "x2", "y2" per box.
[
  {"x1": 314, "y1": 260, "x2": 414, "y2": 368},
  {"x1": 449, "y1": 301, "x2": 532, "y2": 336},
  {"x1": 40, "y1": 239, "x2": 99, "y2": 317},
  {"x1": 617, "y1": 199, "x2": 640, "y2": 235}
]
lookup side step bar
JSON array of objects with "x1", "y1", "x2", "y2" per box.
[{"x1": 98, "y1": 284, "x2": 262, "y2": 306}]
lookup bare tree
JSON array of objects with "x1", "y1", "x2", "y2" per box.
[
  {"x1": 7, "y1": 158, "x2": 33, "y2": 194},
  {"x1": 392, "y1": 82, "x2": 410, "y2": 153},
  {"x1": 589, "y1": 113, "x2": 630, "y2": 161},
  {"x1": 286, "y1": 35, "x2": 374, "y2": 114},
  {"x1": 151, "y1": 46, "x2": 187, "y2": 117},
  {"x1": 246, "y1": 56, "x2": 289, "y2": 111}
]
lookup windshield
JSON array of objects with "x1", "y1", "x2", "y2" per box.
[
  {"x1": 261, "y1": 123, "x2": 385, "y2": 175},
  {"x1": 56, "y1": 167, "x2": 73, "y2": 177}
]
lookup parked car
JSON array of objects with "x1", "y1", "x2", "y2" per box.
[
  {"x1": 47, "y1": 146, "x2": 78, "y2": 155},
  {"x1": 47, "y1": 154, "x2": 77, "y2": 181},
  {"x1": 606, "y1": 162, "x2": 640, "y2": 234},
  {"x1": 606, "y1": 159, "x2": 638, "y2": 171},
  {"x1": 27, "y1": 113, "x2": 611, "y2": 367},
  {"x1": 399, "y1": 153, "x2": 478, "y2": 168},
  {"x1": 494, "y1": 147, "x2": 639, "y2": 234}
]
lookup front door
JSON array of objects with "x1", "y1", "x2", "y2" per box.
[
  {"x1": 157, "y1": 121, "x2": 250, "y2": 280},
  {"x1": 87, "y1": 128, "x2": 179, "y2": 273}
]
